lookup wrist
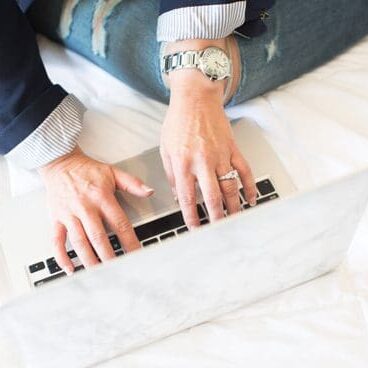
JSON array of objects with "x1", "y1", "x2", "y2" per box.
[
  {"x1": 163, "y1": 38, "x2": 229, "y2": 103},
  {"x1": 38, "y1": 146, "x2": 83, "y2": 178},
  {"x1": 169, "y1": 69, "x2": 225, "y2": 102}
]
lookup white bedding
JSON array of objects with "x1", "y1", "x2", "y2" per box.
[{"x1": 3, "y1": 35, "x2": 368, "y2": 366}]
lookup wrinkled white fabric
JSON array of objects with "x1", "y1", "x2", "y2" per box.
[{"x1": 2, "y1": 35, "x2": 368, "y2": 367}]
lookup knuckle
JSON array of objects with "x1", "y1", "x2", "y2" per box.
[
  {"x1": 197, "y1": 148, "x2": 211, "y2": 162},
  {"x1": 180, "y1": 194, "x2": 197, "y2": 207},
  {"x1": 221, "y1": 182, "x2": 239, "y2": 197},
  {"x1": 205, "y1": 193, "x2": 222, "y2": 208},
  {"x1": 171, "y1": 151, "x2": 191, "y2": 168},
  {"x1": 88, "y1": 231, "x2": 107, "y2": 245},
  {"x1": 75, "y1": 204, "x2": 93, "y2": 218},
  {"x1": 94, "y1": 188, "x2": 109, "y2": 202},
  {"x1": 114, "y1": 218, "x2": 133, "y2": 233},
  {"x1": 70, "y1": 236, "x2": 89, "y2": 250},
  {"x1": 67, "y1": 215, "x2": 80, "y2": 228}
]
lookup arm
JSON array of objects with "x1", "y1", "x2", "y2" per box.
[
  {"x1": 0, "y1": 0, "x2": 83, "y2": 169},
  {"x1": 158, "y1": 1, "x2": 258, "y2": 227},
  {"x1": 1, "y1": 0, "x2": 152, "y2": 273}
]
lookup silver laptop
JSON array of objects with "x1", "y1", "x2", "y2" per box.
[
  {"x1": 0, "y1": 118, "x2": 296, "y2": 299},
  {"x1": 1, "y1": 119, "x2": 368, "y2": 367}
]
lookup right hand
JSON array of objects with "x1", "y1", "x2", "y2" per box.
[{"x1": 38, "y1": 147, "x2": 154, "y2": 274}]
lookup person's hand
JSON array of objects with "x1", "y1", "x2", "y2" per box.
[
  {"x1": 38, "y1": 147, "x2": 154, "y2": 274},
  {"x1": 160, "y1": 70, "x2": 257, "y2": 229}
]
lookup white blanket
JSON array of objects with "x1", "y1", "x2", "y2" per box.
[{"x1": 2, "y1": 35, "x2": 368, "y2": 367}]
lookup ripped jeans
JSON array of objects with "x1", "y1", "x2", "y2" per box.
[{"x1": 27, "y1": 0, "x2": 368, "y2": 106}]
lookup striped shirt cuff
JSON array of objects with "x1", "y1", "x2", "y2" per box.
[
  {"x1": 5, "y1": 94, "x2": 85, "y2": 170},
  {"x1": 157, "y1": 1, "x2": 247, "y2": 42}
]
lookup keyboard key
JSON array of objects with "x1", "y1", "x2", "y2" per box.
[
  {"x1": 239, "y1": 188, "x2": 246, "y2": 202},
  {"x1": 67, "y1": 250, "x2": 77, "y2": 259},
  {"x1": 109, "y1": 234, "x2": 121, "y2": 251},
  {"x1": 257, "y1": 193, "x2": 279, "y2": 205},
  {"x1": 46, "y1": 257, "x2": 56, "y2": 266},
  {"x1": 74, "y1": 265, "x2": 85, "y2": 272},
  {"x1": 142, "y1": 238, "x2": 159, "y2": 247},
  {"x1": 243, "y1": 203, "x2": 250, "y2": 210},
  {"x1": 134, "y1": 211, "x2": 185, "y2": 241},
  {"x1": 200, "y1": 219, "x2": 209, "y2": 225},
  {"x1": 48, "y1": 262, "x2": 62, "y2": 274},
  {"x1": 177, "y1": 226, "x2": 188, "y2": 234},
  {"x1": 115, "y1": 250, "x2": 124, "y2": 256},
  {"x1": 29, "y1": 261, "x2": 45, "y2": 274},
  {"x1": 197, "y1": 204, "x2": 206, "y2": 219},
  {"x1": 34, "y1": 272, "x2": 67, "y2": 287},
  {"x1": 160, "y1": 232, "x2": 176, "y2": 241},
  {"x1": 256, "y1": 179, "x2": 275, "y2": 196}
]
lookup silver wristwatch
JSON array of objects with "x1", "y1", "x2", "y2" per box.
[{"x1": 161, "y1": 46, "x2": 232, "y2": 82}]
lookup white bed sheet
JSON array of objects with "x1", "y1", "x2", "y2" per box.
[{"x1": 3, "y1": 35, "x2": 368, "y2": 367}]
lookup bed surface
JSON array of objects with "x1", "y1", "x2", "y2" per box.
[{"x1": 2, "y1": 35, "x2": 368, "y2": 367}]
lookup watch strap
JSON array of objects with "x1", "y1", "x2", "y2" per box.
[{"x1": 161, "y1": 50, "x2": 202, "y2": 74}]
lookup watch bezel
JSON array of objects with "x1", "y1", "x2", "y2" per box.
[{"x1": 198, "y1": 47, "x2": 232, "y2": 81}]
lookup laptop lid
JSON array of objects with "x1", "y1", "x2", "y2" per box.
[{"x1": 1, "y1": 167, "x2": 368, "y2": 368}]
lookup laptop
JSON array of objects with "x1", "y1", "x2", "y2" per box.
[
  {"x1": 1, "y1": 119, "x2": 368, "y2": 367},
  {"x1": 0, "y1": 118, "x2": 296, "y2": 300}
]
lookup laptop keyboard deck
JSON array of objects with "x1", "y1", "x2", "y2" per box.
[{"x1": 27, "y1": 177, "x2": 279, "y2": 288}]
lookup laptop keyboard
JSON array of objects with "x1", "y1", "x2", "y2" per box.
[{"x1": 28, "y1": 177, "x2": 279, "y2": 288}]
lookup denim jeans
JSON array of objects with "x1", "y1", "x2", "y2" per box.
[{"x1": 28, "y1": 0, "x2": 368, "y2": 106}]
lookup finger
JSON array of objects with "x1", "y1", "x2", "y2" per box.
[
  {"x1": 100, "y1": 194, "x2": 141, "y2": 252},
  {"x1": 112, "y1": 167, "x2": 154, "y2": 198},
  {"x1": 160, "y1": 150, "x2": 177, "y2": 199},
  {"x1": 197, "y1": 168, "x2": 224, "y2": 222},
  {"x1": 231, "y1": 151, "x2": 257, "y2": 206},
  {"x1": 78, "y1": 208, "x2": 115, "y2": 262},
  {"x1": 65, "y1": 217, "x2": 99, "y2": 268},
  {"x1": 217, "y1": 165, "x2": 241, "y2": 215},
  {"x1": 174, "y1": 170, "x2": 200, "y2": 229},
  {"x1": 52, "y1": 222, "x2": 74, "y2": 275}
]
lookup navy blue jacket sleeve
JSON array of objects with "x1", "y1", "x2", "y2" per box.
[{"x1": 0, "y1": 0, "x2": 67, "y2": 155}]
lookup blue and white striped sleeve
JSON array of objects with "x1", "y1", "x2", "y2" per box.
[
  {"x1": 157, "y1": 1, "x2": 247, "y2": 42},
  {"x1": 4, "y1": 95, "x2": 85, "y2": 170}
]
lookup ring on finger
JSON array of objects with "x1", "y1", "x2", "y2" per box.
[{"x1": 217, "y1": 169, "x2": 239, "y2": 182}]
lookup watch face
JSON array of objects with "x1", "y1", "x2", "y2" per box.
[{"x1": 199, "y1": 47, "x2": 231, "y2": 81}]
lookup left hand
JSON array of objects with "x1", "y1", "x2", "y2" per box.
[{"x1": 160, "y1": 70, "x2": 257, "y2": 229}]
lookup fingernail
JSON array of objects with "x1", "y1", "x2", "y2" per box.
[
  {"x1": 141, "y1": 184, "x2": 154, "y2": 194},
  {"x1": 65, "y1": 266, "x2": 74, "y2": 276},
  {"x1": 249, "y1": 198, "x2": 257, "y2": 207}
]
